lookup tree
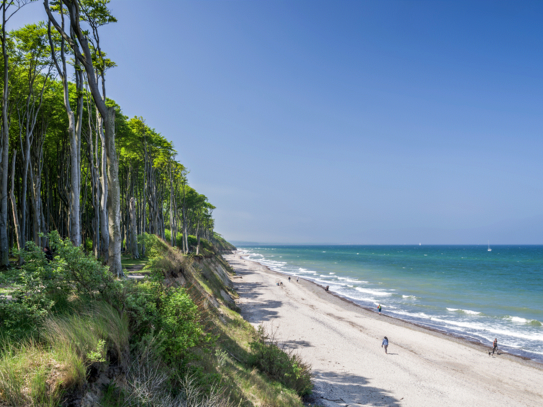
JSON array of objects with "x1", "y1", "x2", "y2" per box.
[{"x1": 44, "y1": 0, "x2": 123, "y2": 276}]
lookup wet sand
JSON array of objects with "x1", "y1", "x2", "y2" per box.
[{"x1": 224, "y1": 252, "x2": 543, "y2": 407}]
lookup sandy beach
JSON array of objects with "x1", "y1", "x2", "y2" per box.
[{"x1": 224, "y1": 252, "x2": 543, "y2": 407}]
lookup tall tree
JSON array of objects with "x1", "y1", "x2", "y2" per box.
[
  {"x1": 44, "y1": 0, "x2": 123, "y2": 275},
  {"x1": 0, "y1": 0, "x2": 33, "y2": 267}
]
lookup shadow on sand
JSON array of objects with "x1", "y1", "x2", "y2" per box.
[{"x1": 310, "y1": 370, "x2": 402, "y2": 406}]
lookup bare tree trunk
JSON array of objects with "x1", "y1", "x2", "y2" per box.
[
  {"x1": 129, "y1": 196, "x2": 138, "y2": 258},
  {"x1": 98, "y1": 112, "x2": 109, "y2": 262},
  {"x1": 104, "y1": 107, "x2": 122, "y2": 276},
  {"x1": 0, "y1": 2, "x2": 10, "y2": 266},
  {"x1": 9, "y1": 150, "x2": 22, "y2": 254},
  {"x1": 195, "y1": 218, "x2": 200, "y2": 255},
  {"x1": 182, "y1": 182, "x2": 188, "y2": 254}
]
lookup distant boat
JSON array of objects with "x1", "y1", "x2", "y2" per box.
[
  {"x1": 488, "y1": 241, "x2": 492, "y2": 252},
  {"x1": 419, "y1": 243, "x2": 422, "y2": 246}
]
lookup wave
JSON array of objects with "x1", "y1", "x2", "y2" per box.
[
  {"x1": 354, "y1": 287, "x2": 392, "y2": 297},
  {"x1": 392, "y1": 310, "x2": 432, "y2": 319},
  {"x1": 506, "y1": 316, "x2": 542, "y2": 326},
  {"x1": 402, "y1": 295, "x2": 417, "y2": 300},
  {"x1": 337, "y1": 277, "x2": 368, "y2": 283},
  {"x1": 431, "y1": 318, "x2": 543, "y2": 341},
  {"x1": 446, "y1": 308, "x2": 481, "y2": 315}
]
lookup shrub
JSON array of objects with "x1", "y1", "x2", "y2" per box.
[
  {"x1": 124, "y1": 281, "x2": 163, "y2": 340},
  {"x1": 165, "y1": 229, "x2": 184, "y2": 249},
  {"x1": 124, "y1": 282, "x2": 208, "y2": 365},
  {"x1": 249, "y1": 326, "x2": 312, "y2": 397},
  {"x1": 157, "y1": 288, "x2": 208, "y2": 364},
  {"x1": 0, "y1": 232, "x2": 124, "y2": 339}
]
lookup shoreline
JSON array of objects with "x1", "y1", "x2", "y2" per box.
[
  {"x1": 237, "y1": 250, "x2": 543, "y2": 367},
  {"x1": 240, "y1": 252, "x2": 542, "y2": 370},
  {"x1": 226, "y1": 251, "x2": 543, "y2": 407}
]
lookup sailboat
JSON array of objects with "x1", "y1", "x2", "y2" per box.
[{"x1": 488, "y1": 241, "x2": 492, "y2": 252}]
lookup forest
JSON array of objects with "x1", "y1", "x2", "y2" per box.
[
  {"x1": 0, "y1": 0, "x2": 217, "y2": 275},
  {"x1": 0, "y1": 2, "x2": 313, "y2": 406}
]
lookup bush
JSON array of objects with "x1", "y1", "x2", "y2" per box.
[
  {"x1": 157, "y1": 287, "x2": 208, "y2": 364},
  {"x1": 124, "y1": 281, "x2": 163, "y2": 340},
  {"x1": 165, "y1": 229, "x2": 184, "y2": 249},
  {"x1": 124, "y1": 281, "x2": 208, "y2": 365},
  {"x1": 0, "y1": 232, "x2": 124, "y2": 339},
  {"x1": 249, "y1": 326, "x2": 312, "y2": 397}
]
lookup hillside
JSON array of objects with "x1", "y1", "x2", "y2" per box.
[{"x1": 0, "y1": 233, "x2": 311, "y2": 407}]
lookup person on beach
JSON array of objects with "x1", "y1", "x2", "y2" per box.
[
  {"x1": 492, "y1": 338, "x2": 498, "y2": 355},
  {"x1": 288, "y1": 276, "x2": 291, "y2": 282},
  {"x1": 377, "y1": 304, "x2": 382, "y2": 314},
  {"x1": 382, "y1": 336, "x2": 389, "y2": 354}
]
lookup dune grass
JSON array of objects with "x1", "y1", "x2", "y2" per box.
[{"x1": 0, "y1": 303, "x2": 128, "y2": 406}]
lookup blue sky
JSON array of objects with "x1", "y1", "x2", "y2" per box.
[{"x1": 13, "y1": 1, "x2": 543, "y2": 244}]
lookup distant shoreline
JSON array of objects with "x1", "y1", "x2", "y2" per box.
[{"x1": 236, "y1": 249, "x2": 543, "y2": 369}]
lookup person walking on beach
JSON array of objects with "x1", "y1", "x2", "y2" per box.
[
  {"x1": 288, "y1": 276, "x2": 291, "y2": 282},
  {"x1": 382, "y1": 336, "x2": 389, "y2": 354},
  {"x1": 377, "y1": 304, "x2": 382, "y2": 314},
  {"x1": 492, "y1": 338, "x2": 498, "y2": 355}
]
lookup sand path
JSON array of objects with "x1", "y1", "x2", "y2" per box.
[{"x1": 224, "y1": 253, "x2": 543, "y2": 407}]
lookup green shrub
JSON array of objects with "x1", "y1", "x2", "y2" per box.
[
  {"x1": 124, "y1": 281, "x2": 163, "y2": 340},
  {"x1": 157, "y1": 287, "x2": 208, "y2": 364},
  {"x1": 249, "y1": 326, "x2": 312, "y2": 397},
  {"x1": 164, "y1": 229, "x2": 184, "y2": 248},
  {"x1": 124, "y1": 281, "x2": 208, "y2": 365},
  {"x1": 0, "y1": 232, "x2": 124, "y2": 339},
  {"x1": 139, "y1": 233, "x2": 170, "y2": 260}
]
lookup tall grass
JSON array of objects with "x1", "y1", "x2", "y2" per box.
[
  {"x1": 0, "y1": 303, "x2": 128, "y2": 406},
  {"x1": 0, "y1": 339, "x2": 86, "y2": 406},
  {"x1": 44, "y1": 302, "x2": 129, "y2": 366}
]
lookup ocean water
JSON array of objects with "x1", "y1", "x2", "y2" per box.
[{"x1": 238, "y1": 245, "x2": 543, "y2": 362}]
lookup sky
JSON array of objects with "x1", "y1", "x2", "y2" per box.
[{"x1": 10, "y1": 0, "x2": 543, "y2": 244}]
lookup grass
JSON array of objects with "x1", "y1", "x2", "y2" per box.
[
  {"x1": 121, "y1": 255, "x2": 149, "y2": 269},
  {"x1": 0, "y1": 338, "x2": 86, "y2": 406},
  {"x1": 205, "y1": 306, "x2": 305, "y2": 406},
  {"x1": 0, "y1": 303, "x2": 129, "y2": 406}
]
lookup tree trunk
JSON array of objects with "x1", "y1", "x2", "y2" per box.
[
  {"x1": 105, "y1": 107, "x2": 122, "y2": 276},
  {"x1": 9, "y1": 151, "x2": 22, "y2": 255},
  {"x1": 0, "y1": 3, "x2": 10, "y2": 266},
  {"x1": 129, "y1": 196, "x2": 138, "y2": 258}
]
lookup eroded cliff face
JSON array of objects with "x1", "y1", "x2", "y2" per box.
[{"x1": 160, "y1": 252, "x2": 239, "y2": 314}]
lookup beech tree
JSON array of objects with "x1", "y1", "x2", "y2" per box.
[{"x1": 0, "y1": 0, "x2": 220, "y2": 271}]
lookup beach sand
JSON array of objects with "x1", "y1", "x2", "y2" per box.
[{"x1": 224, "y1": 252, "x2": 543, "y2": 407}]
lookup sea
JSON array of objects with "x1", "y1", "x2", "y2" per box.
[{"x1": 237, "y1": 245, "x2": 543, "y2": 362}]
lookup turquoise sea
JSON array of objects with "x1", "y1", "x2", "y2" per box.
[{"x1": 238, "y1": 245, "x2": 543, "y2": 362}]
